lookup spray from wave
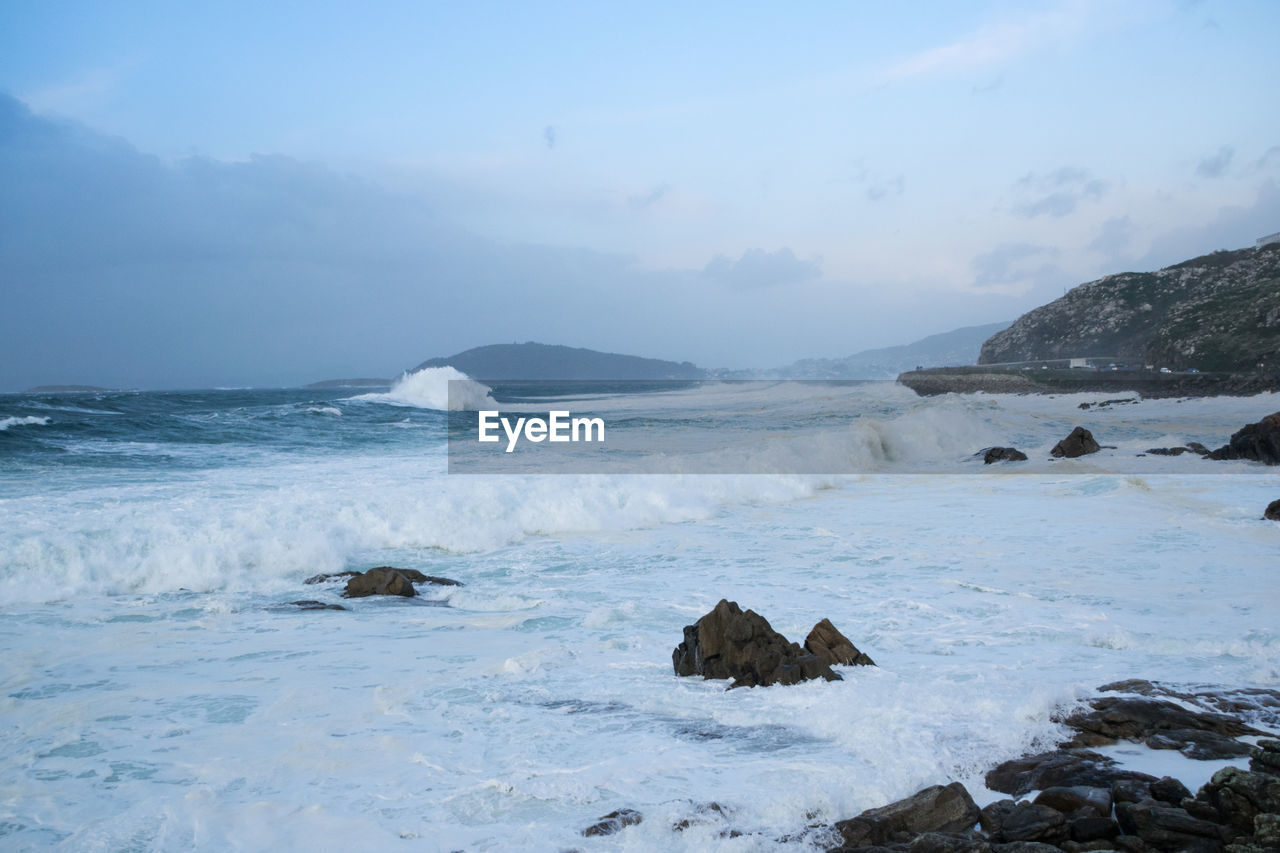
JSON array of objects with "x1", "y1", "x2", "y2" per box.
[
  {"x1": 352, "y1": 366, "x2": 496, "y2": 411},
  {"x1": 0, "y1": 416, "x2": 51, "y2": 431}
]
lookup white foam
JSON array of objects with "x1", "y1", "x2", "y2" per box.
[
  {"x1": 0, "y1": 415, "x2": 51, "y2": 430},
  {"x1": 351, "y1": 366, "x2": 495, "y2": 411}
]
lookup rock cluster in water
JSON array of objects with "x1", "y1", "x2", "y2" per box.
[
  {"x1": 1208, "y1": 412, "x2": 1280, "y2": 465},
  {"x1": 672, "y1": 599, "x2": 874, "y2": 688}
]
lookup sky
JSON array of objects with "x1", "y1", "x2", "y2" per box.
[{"x1": 2, "y1": 0, "x2": 1279, "y2": 389}]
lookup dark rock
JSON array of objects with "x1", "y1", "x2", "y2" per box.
[
  {"x1": 987, "y1": 802, "x2": 1068, "y2": 846},
  {"x1": 1254, "y1": 812, "x2": 1280, "y2": 847},
  {"x1": 343, "y1": 568, "x2": 418, "y2": 598},
  {"x1": 1197, "y1": 767, "x2": 1280, "y2": 836},
  {"x1": 979, "y1": 800, "x2": 1018, "y2": 837},
  {"x1": 1064, "y1": 696, "x2": 1263, "y2": 742},
  {"x1": 286, "y1": 600, "x2": 348, "y2": 611},
  {"x1": 1187, "y1": 442, "x2": 1211, "y2": 455},
  {"x1": 982, "y1": 447, "x2": 1029, "y2": 464},
  {"x1": 1208, "y1": 412, "x2": 1280, "y2": 465},
  {"x1": 1113, "y1": 778, "x2": 1155, "y2": 805},
  {"x1": 805, "y1": 618, "x2": 876, "y2": 667},
  {"x1": 1112, "y1": 834, "x2": 1150, "y2": 851},
  {"x1": 906, "y1": 831, "x2": 992, "y2": 852},
  {"x1": 986, "y1": 749, "x2": 1157, "y2": 797},
  {"x1": 1051, "y1": 427, "x2": 1101, "y2": 459},
  {"x1": 1148, "y1": 777, "x2": 1194, "y2": 806},
  {"x1": 672, "y1": 599, "x2": 843, "y2": 687},
  {"x1": 989, "y1": 844, "x2": 1065, "y2": 853},
  {"x1": 1070, "y1": 814, "x2": 1121, "y2": 842},
  {"x1": 1115, "y1": 799, "x2": 1227, "y2": 851},
  {"x1": 304, "y1": 571, "x2": 361, "y2": 584},
  {"x1": 1145, "y1": 446, "x2": 1193, "y2": 456},
  {"x1": 581, "y1": 808, "x2": 642, "y2": 837},
  {"x1": 1265, "y1": 500, "x2": 1280, "y2": 521},
  {"x1": 833, "y1": 782, "x2": 980, "y2": 849},
  {"x1": 1251, "y1": 739, "x2": 1280, "y2": 775},
  {"x1": 1034, "y1": 786, "x2": 1111, "y2": 818},
  {"x1": 376, "y1": 567, "x2": 463, "y2": 586},
  {"x1": 1147, "y1": 729, "x2": 1256, "y2": 760}
]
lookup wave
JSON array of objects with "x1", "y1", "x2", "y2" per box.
[
  {"x1": 351, "y1": 366, "x2": 496, "y2": 411},
  {"x1": 0, "y1": 415, "x2": 51, "y2": 431}
]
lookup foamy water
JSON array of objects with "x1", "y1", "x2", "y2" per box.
[{"x1": 1, "y1": 379, "x2": 1277, "y2": 850}]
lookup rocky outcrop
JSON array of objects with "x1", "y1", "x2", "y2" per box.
[
  {"x1": 805, "y1": 618, "x2": 875, "y2": 666},
  {"x1": 832, "y1": 782, "x2": 980, "y2": 849},
  {"x1": 978, "y1": 243, "x2": 1280, "y2": 373},
  {"x1": 581, "y1": 808, "x2": 643, "y2": 837},
  {"x1": 1266, "y1": 500, "x2": 1280, "y2": 521},
  {"x1": 981, "y1": 447, "x2": 1029, "y2": 464},
  {"x1": 672, "y1": 600, "x2": 872, "y2": 688},
  {"x1": 1050, "y1": 427, "x2": 1100, "y2": 459},
  {"x1": 985, "y1": 750, "x2": 1157, "y2": 797},
  {"x1": 1208, "y1": 411, "x2": 1280, "y2": 465}
]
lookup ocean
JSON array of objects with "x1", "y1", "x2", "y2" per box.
[{"x1": 1, "y1": 371, "x2": 1277, "y2": 851}]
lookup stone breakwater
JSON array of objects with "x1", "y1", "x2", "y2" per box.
[{"x1": 897, "y1": 369, "x2": 1279, "y2": 398}]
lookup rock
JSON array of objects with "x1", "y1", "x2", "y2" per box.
[
  {"x1": 805, "y1": 618, "x2": 875, "y2": 667},
  {"x1": 343, "y1": 568, "x2": 418, "y2": 598},
  {"x1": 1148, "y1": 777, "x2": 1194, "y2": 805},
  {"x1": 581, "y1": 808, "x2": 642, "y2": 837},
  {"x1": 986, "y1": 802, "x2": 1068, "y2": 846},
  {"x1": 1145, "y1": 446, "x2": 1194, "y2": 456},
  {"x1": 285, "y1": 600, "x2": 348, "y2": 611},
  {"x1": 986, "y1": 749, "x2": 1157, "y2": 797},
  {"x1": 381, "y1": 567, "x2": 463, "y2": 586},
  {"x1": 1064, "y1": 696, "x2": 1263, "y2": 742},
  {"x1": 1034, "y1": 786, "x2": 1112, "y2": 818},
  {"x1": 1209, "y1": 412, "x2": 1280, "y2": 465},
  {"x1": 1187, "y1": 442, "x2": 1211, "y2": 455},
  {"x1": 1254, "y1": 812, "x2": 1280, "y2": 848},
  {"x1": 1069, "y1": 814, "x2": 1121, "y2": 842},
  {"x1": 833, "y1": 782, "x2": 981, "y2": 849},
  {"x1": 982, "y1": 447, "x2": 1029, "y2": 464},
  {"x1": 906, "y1": 831, "x2": 992, "y2": 852},
  {"x1": 989, "y1": 842, "x2": 1066, "y2": 852},
  {"x1": 1146, "y1": 729, "x2": 1256, "y2": 760},
  {"x1": 1197, "y1": 767, "x2": 1280, "y2": 836},
  {"x1": 1113, "y1": 778, "x2": 1155, "y2": 805},
  {"x1": 1265, "y1": 500, "x2": 1280, "y2": 521},
  {"x1": 1115, "y1": 799, "x2": 1227, "y2": 851},
  {"x1": 304, "y1": 571, "x2": 361, "y2": 584},
  {"x1": 1051, "y1": 427, "x2": 1101, "y2": 459},
  {"x1": 672, "y1": 599, "x2": 843, "y2": 688},
  {"x1": 1251, "y1": 739, "x2": 1280, "y2": 775}
]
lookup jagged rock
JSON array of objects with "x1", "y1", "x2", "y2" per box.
[
  {"x1": 906, "y1": 832, "x2": 992, "y2": 852},
  {"x1": 672, "y1": 599, "x2": 843, "y2": 687},
  {"x1": 1187, "y1": 442, "x2": 1211, "y2": 455},
  {"x1": 984, "y1": 802, "x2": 1068, "y2": 846},
  {"x1": 1147, "y1": 729, "x2": 1256, "y2": 760},
  {"x1": 1251, "y1": 739, "x2": 1280, "y2": 775},
  {"x1": 581, "y1": 808, "x2": 642, "y2": 837},
  {"x1": 1051, "y1": 427, "x2": 1101, "y2": 458},
  {"x1": 304, "y1": 571, "x2": 361, "y2": 584},
  {"x1": 1115, "y1": 799, "x2": 1227, "y2": 851},
  {"x1": 383, "y1": 567, "x2": 463, "y2": 586},
  {"x1": 1145, "y1": 446, "x2": 1194, "y2": 456},
  {"x1": 1113, "y1": 778, "x2": 1155, "y2": 805},
  {"x1": 1209, "y1": 412, "x2": 1280, "y2": 465},
  {"x1": 981, "y1": 447, "x2": 1029, "y2": 464},
  {"x1": 1069, "y1": 814, "x2": 1121, "y2": 843},
  {"x1": 1265, "y1": 500, "x2": 1280, "y2": 521},
  {"x1": 343, "y1": 568, "x2": 417, "y2": 598},
  {"x1": 833, "y1": 782, "x2": 980, "y2": 849},
  {"x1": 1254, "y1": 812, "x2": 1280, "y2": 847},
  {"x1": 986, "y1": 749, "x2": 1156, "y2": 797},
  {"x1": 805, "y1": 618, "x2": 875, "y2": 667},
  {"x1": 286, "y1": 600, "x2": 348, "y2": 611},
  {"x1": 1149, "y1": 777, "x2": 1194, "y2": 805},
  {"x1": 1197, "y1": 767, "x2": 1280, "y2": 836},
  {"x1": 1034, "y1": 786, "x2": 1112, "y2": 818},
  {"x1": 1064, "y1": 696, "x2": 1263, "y2": 742}
]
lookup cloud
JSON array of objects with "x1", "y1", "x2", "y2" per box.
[
  {"x1": 702, "y1": 247, "x2": 821, "y2": 290},
  {"x1": 1089, "y1": 215, "x2": 1137, "y2": 260},
  {"x1": 1195, "y1": 145, "x2": 1233, "y2": 178},
  {"x1": 970, "y1": 242, "x2": 1061, "y2": 290},
  {"x1": 1013, "y1": 167, "x2": 1108, "y2": 218},
  {"x1": 1134, "y1": 179, "x2": 1280, "y2": 269},
  {"x1": 1258, "y1": 146, "x2": 1280, "y2": 171},
  {"x1": 543, "y1": 125, "x2": 557, "y2": 149},
  {"x1": 627, "y1": 184, "x2": 669, "y2": 211}
]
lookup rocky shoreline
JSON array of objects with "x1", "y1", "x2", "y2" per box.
[{"x1": 897, "y1": 369, "x2": 1279, "y2": 399}]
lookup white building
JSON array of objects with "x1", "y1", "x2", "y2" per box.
[{"x1": 1258, "y1": 231, "x2": 1280, "y2": 247}]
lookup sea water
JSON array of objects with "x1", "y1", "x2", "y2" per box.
[{"x1": 1, "y1": 374, "x2": 1277, "y2": 851}]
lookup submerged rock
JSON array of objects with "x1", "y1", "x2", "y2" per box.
[
  {"x1": 1208, "y1": 411, "x2": 1280, "y2": 465},
  {"x1": 581, "y1": 808, "x2": 642, "y2": 837},
  {"x1": 672, "y1": 599, "x2": 860, "y2": 688},
  {"x1": 1051, "y1": 427, "x2": 1101, "y2": 459},
  {"x1": 985, "y1": 749, "x2": 1156, "y2": 797},
  {"x1": 1265, "y1": 499, "x2": 1280, "y2": 521},
  {"x1": 833, "y1": 782, "x2": 980, "y2": 849},
  {"x1": 981, "y1": 446, "x2": 1029, "y2": 464},
  {"x1": 1063, "y1": 696, "x2": 1263, "y2": 744},
  {"x1": 304, "y1": 571, "x2": 360, "y2": 584},
  {"x1": 344, "y1": 567, "x2": 417, "y2": 598}
]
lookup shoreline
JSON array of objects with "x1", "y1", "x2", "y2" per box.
[{"x1": 898, "y1": 368, "x2": 1280, "y2": 398}]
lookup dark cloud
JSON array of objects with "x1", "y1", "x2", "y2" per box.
[
  {"x1": 702, "y1": 247, "x2": 821, "y2": 290},
  {"x1": 970, "y1": 242, "x2": 1061, "y2": 290},
  {"x1": 1013, "y1": 167, "x2": 1108, "y2": 218},
  {"x1": 543, "y1": 125, "x2": 557, "y2": 149},
  {"x1": 627, "y1": 184, "x2": 669, "y2": 211},
  {"x1": 1195, "y1": 145, "x2": 1233, "y2": 178}
]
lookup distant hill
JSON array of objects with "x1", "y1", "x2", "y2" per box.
[
  {"x1": 763, "y1": 322, "x2": 1012, "y2": 379},
  {"x1": 24, "y1": 385, "x2": 114, "y2": 393},
  {"x1": 980, "y1": 243, "x2": 1280, "y2": 372},
  {"x1": 412, "y1": 342, "x2": 705, "y2": 381}
]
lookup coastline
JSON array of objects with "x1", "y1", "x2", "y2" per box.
[{"x1": 898, "y1": 367, "x2": 1280, "y2": 398}]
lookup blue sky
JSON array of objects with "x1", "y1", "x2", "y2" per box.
[{"x1": 2, "y1": 0, "x2": 1278, "y2": 388}]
